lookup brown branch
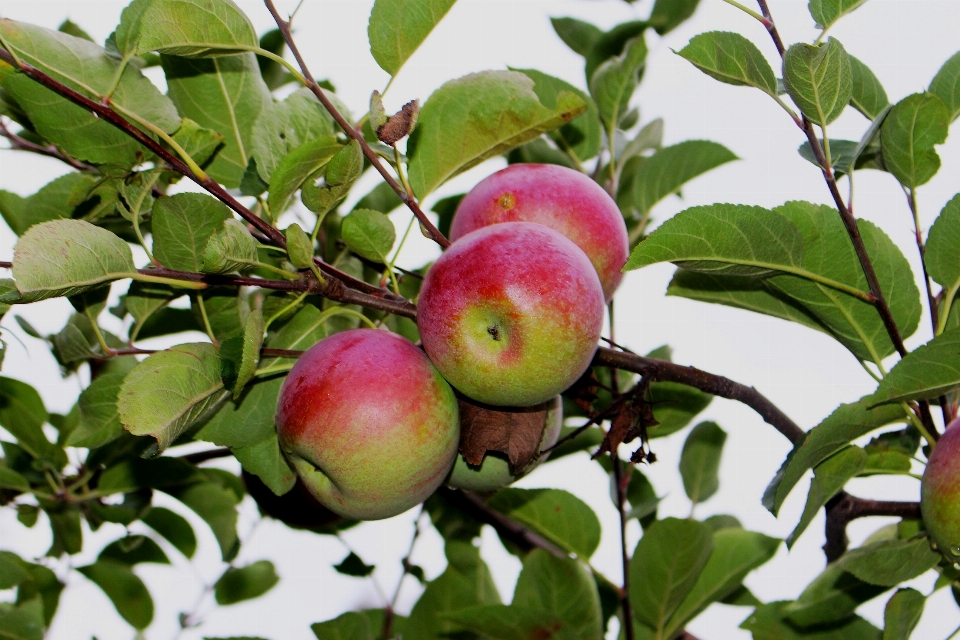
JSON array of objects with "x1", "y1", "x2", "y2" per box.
[
  {"x1": 754, "y1": 0, "x2": 939, "y2": 442},
  {"x1": 0, "y1": 261, "x2": 11, "y2": 269},
  {"x1": 612, "y1": 457, "x2": 636, "y2": 640},
  {"x1": 593, "y1": 347, "x2": 804, "y2": 444},
  {"x1": 822, "y1": 491, "x2": 922, "y2": 561},
  {"x1": 0, "y1": 46, "x2": 400, "y2": 303},
  {"x1": 262, "y1": 0, "x2": 451, "y2": 250},
  {"x1": 138, "y1": 266, "x2": 417, "y2": 319},
  {"x1": 0, "y1": 118, "x2": 94, "y2": 172}
]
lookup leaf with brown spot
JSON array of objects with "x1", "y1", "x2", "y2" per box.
[
  {"x1": 594, "y1": 382, "x2": 655, "y2": 459},
  {"x1": 377, "y1": 99, "x2": 420, "y2": 145},
  {"x1": 457, "y1": 396, "x2": 549, "y2": 472}
]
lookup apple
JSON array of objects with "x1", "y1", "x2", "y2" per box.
[
  {"x1": 446, "y1": 396, "x2": 563, "y2": 492},
  {"x1": 275, "y1": 329, "x2": 460, "y2": 520},
  {"x1": 922, "y1": 417, "x2": 960, "y2": 559},
  {"x1": 418, "y1": 221, "x2": 605, "y2": 407},
  {"x1": 449, "y1": 163, "x2": 629, "y2": 301}
]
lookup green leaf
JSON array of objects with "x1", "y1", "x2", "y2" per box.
[
  {"x1": 67, "y1": 371, "x2": 126, "y2": 449},
  {"x1": 301, "y1": 140, "x2": 363, "y2": 217},
  {"x1": 649, "y1": 0, "x2": 701, "y2": 35},
  {"x1": 787, "y1": 446, "x2": 866, "y2": 547},
  {"x1": 624, "y1": 203, "x2": 804, "y2": 277},
  {"x1": 10, "y1": 559, "x2": 64, "y2": 626},
  {"x1": 930, "y1": 51, "x2": 960, "y2": 121},
  {"x1": 340, "y1": 208, "x2": 396, "y2": 263},
  {"x1": 267, "y1": 137, "x2": 340, "y2": 217},
  {"x1": 880, "y1": 92, "x2": 950, "y2": 189},
  {"x1": 0, "y1": 465, "x2": 29, "y2": 492},
  {"x1": 882, "y1": 588, "x2": 924, "y2": 640},
  {"x1": 311, "y1": 611, "x2": 375, "y2": 640},
  {"x1": 334, "y1": 552, "x2": 375, "y2": 577},
  {"x1": 663, "y1": 528, "x2": 780, "y2": 639},
  {"x1": 584, "y1": 21, "x2": 647, "y2": 84},
  {"x1": 785, "y1": 563, "x2": 887, "y2": 627},
  {"x1": 9, "y1": 220, "x2": 135, "y2": 302},
  {"x1": 679, "y1": 421, "x2": 726, "y2": 504},
  {"x1": 172, "y1": 118, "x2": 225, "y2": 166},
  {"x1": 285, "y1": 223, "x2": 314, "y2": 269},
  {"x1": 0, "y1": 173, "x2": 98, "y2": 237},
  {"x1": 837, "y1": 537, "x2": 940, "y2": 586},
  {"x1": 676, "y1": 31, "x2": 777, "y2": 96},
  {"x1": 199, "y1": 377, "x2": 282, "y2": 449},
  {"x1": 926, "y1": 194, "x2": 960, "y2": 298},
  {"x1": 45, "y1": 505, "x2": 82, "y2": 555},
  {"x1": 445, "y1": 606, "x2": 567, "y2": 640},
  {"x1": 849, "y1": 55, "x2": 889, "y2": 120},
  {"x1": 762, "y1": 202, "x2": 920, "y2": 363},
  {"x1": 667, "y1": 270, "x2": 831, "y2": 337},
  {"x1": 117, "y1": 343, "x2": 227, "y2": 453},
  {"x1": 512, "y1": 550, "x2": 602, "y2": 639},
  {"x1": 647, "y1": 381, "x2": 713, "y2": 439},
  {"x1": 0, "y1": 19, "x2": 180, "y2": 159},
  {"x1": 743, "y1": 601, "x2": 881, "y2": 640},
  {"x1": 167, "y1": 476, "x2": 241, "y2": 561},
  {"x1": 783, "y1": 38, "x2": 852, "y2": 126},
  {"x1": 0, "y1": 377, "x2": 52, "y2": 461},
  {"x1": 809, "y1": 0, "x2": 868, "y2": 29},
  {"x1": 116, "y1": 0, "x2": 258, "y2": 57},
  {"x1": 368, "y1": 0, "x2": 457, "y2": 76},
  {"x1": 232, "y1": 436, "x2": 296, "y2": 495},
  {"x1": 98, "y1": 535, "x2": 170, "y2": 565},
  {"x1": 590, "y1": 35, "x2": 647, "y2": 130},
  {"x1": 764, "y1": 396, "x2": 905, "y2": 515},
  {"x1": 798, "y1": 139, "x2": 864, "y2": 175},
  {"x1": 97, "y1": 457, "x2": 200, "y2": 494},
  {"x1": 0, "y1": 596, "x2": 45, "y2": 640},
  {"x1": 513, "y1": 68, "x2": 600, "y2": 161},
  {"x1": 405, "y1": 540, "x2": 501, "y2": 639},
  {"x1": 77, "y1": 560, "x2": 154, "y2": 629},
  {"x1": 487, "y1": 488, "x2": 601, "y2": 559},
  {"x1": 222, "y1": 310, "x2": 263, "y2": 395},
  {"x1": 869, "y1": 328, "x2": 960, "y2": 405},
  {"x1": 407, "y1": 70, "x2": 587, "y2": 197},
  {"x1": 629, "y1": 517, "x2": 713, "y2": 633},
  {"x1": 202, "y1": 218, "x2": 258, "y2": 274},
  {"x1": 551, "y1": 17, "x2": 603, "y2": 58},
  {"x1": 0, "y1": 551, "x2": 31, "y2": 589},
  {"x1": 124, "y1": 281, "x2": 183, "y2": 340},
  {"x1": 626, "y1": 140, "x2": 737, "y2": 217},
  {"x1": 152, "y1": 193, "x2": 232, "y2": 272},
  {"x1": 251, "y1": 88, "x2": 337, "y2": 183},
  {"x1": 162, "y1": 53, "x2": 272, "y2": 187},
  {"x1": 192, "y1": 287, "x2": 247, "y2": 342},
  {"x1": 142, "y1": 506, "x2": 197, "y2": 558},
  {"x1": 214, "y1": 560, "x2": 279, "y2": 605}
]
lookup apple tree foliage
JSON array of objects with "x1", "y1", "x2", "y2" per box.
[{"x1": 0, "y1": 0, "x2": 955, "y2": 638}]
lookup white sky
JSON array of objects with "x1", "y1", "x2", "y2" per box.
[{"x1": 2, "y1": 0, "x2": 960, "y2": 639}]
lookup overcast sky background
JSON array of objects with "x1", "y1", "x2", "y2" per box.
[{"x1": 2, "y1": 0, "x2": 960, "y2": 639}]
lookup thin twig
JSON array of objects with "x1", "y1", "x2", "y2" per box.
[
  {"x1": 611, "y1": 457, "x2": 636, "y2": 640},
  {"x1": 262, "y1": 0, "x2": 450, "y2": 249},
  {"x1": 180, "y1": 447, "x2": 232, "y2": 465},
  {"x1": 383, "y1": 508, "x2": 424, "y2": 639}
]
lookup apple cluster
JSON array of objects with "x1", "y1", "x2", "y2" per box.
[{"x1": 275, "y1": 164, "x2": 629, "y2": 520}]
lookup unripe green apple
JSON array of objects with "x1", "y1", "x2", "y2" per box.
[
  {"x1": 276, "y1": 329, "x2": 460, "y2": 520},
  {"x1": 450, "y1": 163, "x2": 629, "y2": 301},
  {"x1": 446, "y1": 396, "x2": 563, "y2": 492},
  {"x1": 922, "y1": 417, "x2": 960, "y2": 559},
  {"x1": 418, "y1": 222, "x2": 605, "y2": 407}
]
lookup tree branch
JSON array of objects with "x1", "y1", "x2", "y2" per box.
[
  {"x1": 593, "y1": 347, "x2": 805, "y2": 444},
  {"x1": 754, "y1": 0, "x2": 939, "y2": 442},
  {"x1": 612, "y1": 457, "x2": 636, "y2": 640},
  {"x1": 0, "y1": 45, "x2": 400, "y2": 302},
  {"x1": 822, "y1": 491, "x2": 922, "y2": 561},
  {"x1": 137, "y1": 266, "x2": 417, "y2": 319},
  {"x1": 262, "y1": 0, "x2": 451, "y2": 249}
]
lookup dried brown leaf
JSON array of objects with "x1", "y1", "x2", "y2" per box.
[
  {"x1": 377, "y1": 99, "x2": 420, "y2": 145},
  {"x1": 457, "y1": 396, "x2": 550, "y2": 472}
]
